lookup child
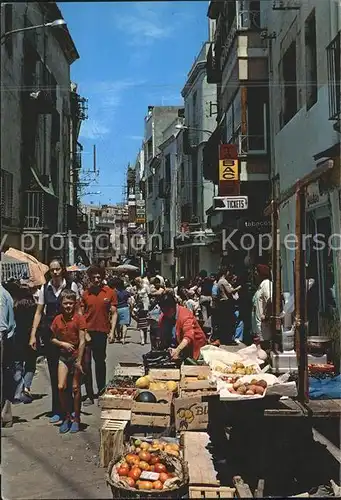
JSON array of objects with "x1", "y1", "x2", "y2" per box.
[{"x1": 50, "y1": 289, "x2": 86, "y2": 434}]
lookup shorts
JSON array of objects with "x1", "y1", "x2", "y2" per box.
[
  {"x1": 118, "y1": 306, "x2": 130, "y2": 326},
  {"x1": 59, "y1": 353, "x2": 77, "y2": 373}
]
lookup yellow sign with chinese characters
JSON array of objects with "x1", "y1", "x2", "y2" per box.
[{"x1": 219, "y1": 159, "x2": 239, "y2": 181}]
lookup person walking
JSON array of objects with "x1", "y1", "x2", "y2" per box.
[
  {"x1": 81, "y1": 266, "x2": 118, "y2": 397},
  {"x1": 51, "y1": 289, "x2": 86, "y2": 433},
  {"x1": 198, "y1": 270, "x2": 213, "y2": 323},
  {"x1": 217, "y1": 266, "x2": 241, "y2": 345},
  {"x1": 1, "y1": 283, "x2": 16, "y2": 428},
  {"x1": 109, "y1": 276, "x2": 131, "y2": 344},
  {"x1": 252, "y1": 264, "x2": 272, "y2": 349},
  {"x1": 12, "y1": 283, "x2": 36, "y2": 403},
  {"x1": 29, "y1": 258, "x2": 79, "y2": 424},
  {"x1": 133, "y1": 277, "x2": 150, "y2": 345}
]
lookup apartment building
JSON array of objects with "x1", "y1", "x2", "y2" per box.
[
  {"x1": 1, "y1": 2, "x2": 82, "y2": 263},
  {"x1": 204, "y1": 0, "x2": 271, "y2": 270},
  {"x1": 143, "y1": 106, "x2": 184, "y2": 273},
  {"x1": 261, "y1": 0, "x2": 341, "y2": 324},
  {"x1": 81, "y1": 203, "x2": 129, "y2": 265},
  {"x1": 175, "y1": 41, "x2": 219, "y2": 278}
]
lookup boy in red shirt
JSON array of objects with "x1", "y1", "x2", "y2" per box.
[{"x1": 51, "y1": 289, "x2": 86, "y2": 433}]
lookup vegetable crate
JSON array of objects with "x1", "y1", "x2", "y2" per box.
[
  {"x1": 189, "y1": 486, "x2": 235, "y2": 498},
  {"x1": 100, "y1": 419, "x2": 127, "y2": 468},
  {"x1": 180, "y1": 365, "x2": 217, "y2": 397},
  {"x1": 99, "y1": 389, "x2": 137, "y2": 411},
  {"x1": 130, "y1": 394, "x2": 172, "y2": 428}
]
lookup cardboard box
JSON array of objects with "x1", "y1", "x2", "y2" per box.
[{"x1": 174, "y1": 396, "x2": 209, "y2": 431}]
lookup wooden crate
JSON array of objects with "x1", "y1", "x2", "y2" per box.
[
  {"x1": 180, "y1": 377, "x2": 217, "y2": 392},
  {"x1": 99, "y1": 394, "x2": 134, "y2": 410},
  {"x1": 99, "y1": 419, "x2": 127, "y2": 468},
  {"x1": 189, "y1": 486, "x2": 236, "y2": 498},
  {"x1": 131, "y1": 398, "x2": 172, "y2": 428},
  {"x1": 174, "y1": 396, "x2": 209, "y2": 431},
  {"x1": 101, "y1": 409, "x2": 131, "y2": 421},
  {"x1": 181, "y1": 365, "x2": 211, "y2": 377},
  {"x1": 183, "y1": 432, "x2": 220, "y2": 487},
  {"x1": 149, "y1": 368, "x2": 181, "y2": 381}
]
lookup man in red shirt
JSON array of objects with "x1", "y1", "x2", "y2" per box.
[{"x1": 81, "y1": 266, "x2": 118, "y2": 396}]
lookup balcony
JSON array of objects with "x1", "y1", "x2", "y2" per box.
[
  {"x1": 206, "y1": 43, "x2": 221, "y2": 84},
  {"x1": 23, "y1": 191, "x2": 58, "y2": 233}
]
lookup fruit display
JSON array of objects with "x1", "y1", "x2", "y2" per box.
[
  {"x1": 129, "y1": 439, "x2": 181, "y2": 458},
  {"x1": 106, "y1": 387, "x2": 136, "y2": 398},
  {"x1": 228, "y1": 378, "x2": 268, "y2": 396},
  {"x1": 107, "y1": 375, "x2": 138, "y2": 389},
  {"x1": 215, "y1": 362, "x2": 258, "y2": 375},
  {"x1": 135, "y1": 376, "x2": 178, "y2": 393},
  {"x1": 111, "y1": 444, "x2": 183, "y2": 492}
]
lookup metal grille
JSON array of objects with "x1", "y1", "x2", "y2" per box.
[
  {"x1": 1, "y1": 170, "x2": 14, "y2": 221},
  {"x1": 327, "y1": 32, "x2": 341, "y2": 120},
  {"x1": 24, "y1": 191, "x2": 44, "y2": 230}
]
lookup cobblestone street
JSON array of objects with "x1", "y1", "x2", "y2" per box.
[{"x1": 2, "y1": 327, "x2": 148, "y2": 500}]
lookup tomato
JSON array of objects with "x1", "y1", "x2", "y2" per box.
[
  {"x1": 159, "y1": 472, "x2": 169, "y2": 483},
  {"x1": 125, "y1": 454, "x2": 139, "y2": 465},
  {"x1": 117, "y1": 466, "x2": 129, "y2": 477},
  {"x1": 153, "y1": 480, "x2": 163, "y2": 490},
  {"x1": 139, "y1": 451, "x2": 151, "y2": 463},
  {"x1": 150, "y1": 455, "x2": 160, "y2": 465},
  {"x1": 138, "y1": 481, "x2": 153, "y2": 490},
  {"x1": 124, "y1": 477, "x2": 135, "y2": 487},
  {"x1": 138, "y1": 461, "x2": 149, "y2": 471},
  {"x1": 154, "y1": 463, "x2": 167, "y2": 474},
  {"x1": 129, "y1": 467, "x2": 141, "y2": 481}
]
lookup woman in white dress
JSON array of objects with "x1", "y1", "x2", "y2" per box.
[{"x1": 251, "y1": 264, "x2": 272, "y2": 348}]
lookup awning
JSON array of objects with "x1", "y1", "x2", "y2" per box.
[
  {"x1": 203, "y1": 116, "x2": 225, "y2": 183},
  {"x1": 30, "y1": 167, "x2": 56, "y2": 197},
  {"x1": 264, "y1": 160, "x2": 334, "y2": 216}
]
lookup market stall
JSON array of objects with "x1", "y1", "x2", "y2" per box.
[{"x1": 98, "y1": 343, "x2": 340, "y2": 498}]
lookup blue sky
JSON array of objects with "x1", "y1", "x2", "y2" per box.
[{"x1": 59, "y1": 1, "x2": 209, "y2": 205}]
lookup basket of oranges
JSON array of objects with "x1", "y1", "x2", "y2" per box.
[{"x1": 106, "y1": 444, "x2": 189, "y2": 498}]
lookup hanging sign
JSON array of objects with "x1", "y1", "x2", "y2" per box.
[{"x1": 219, "y1": 159, "x2": 239, "y2": 181}]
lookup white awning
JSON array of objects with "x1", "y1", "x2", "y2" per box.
[{"x1": 30, "y1": 167, "x2": 57, "y2": 197}]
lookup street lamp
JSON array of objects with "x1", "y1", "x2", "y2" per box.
[
  {"x1": 175, "y1": 123, "x2": 213, "y2": 136},
  {"x1": 1, "y1": 19, "x2": 67, "y2": 43}
]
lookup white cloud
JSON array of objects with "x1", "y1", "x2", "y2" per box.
[
  {"x1": 79, "y1": 79, "x2": 147, "y2": 139},
  {"x1": 80, "y1": 119, "x2": 110, "y2": 140},
  {"x1": 126, "y1": 135, "x2": 144, "y2": 141},
  {"x1": 115, "y1": 4, "x2": 173, "y2": 46}
]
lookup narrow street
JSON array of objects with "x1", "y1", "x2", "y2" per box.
[{"x1": 1, "y1": 327, "x2": 148, "y2": 500}]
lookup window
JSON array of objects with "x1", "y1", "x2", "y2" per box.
[
  {"x1": 148, "y1": 221, "x2": 154, "y2": 235},
  {"x1": 165, "y1": 154, "x2": 171, "y2": 186},
  {"x1": 281, "y1": 42, "x2": 298, "y2": 126},
  {"x1": 180, "y1": 162, "x2": 185, "y2": 189},
  {"x1": 146, "y1": 139, "x2": 153, "y2": 160},
  {"x1": 147, "y1": 176, "x2": 153, "y2": 197},
  {"x1": 4, "y1": 4, "x2": 13, "y2": 57},
  {"x1": 327, "y1": 32, "x2": 341, "y2": 120},
  {"x1": 191, "y1": 154, "x2": 198, "y2": 216},
  {"x1": 305, "y1": 10, "x2": 318, "y2": 110},
  {"x1": 247, "y1": 87, "x2": 267, "y2": 152},
  {"x1": 1, "y1": 170, "x2": 14, "y2": 221}
]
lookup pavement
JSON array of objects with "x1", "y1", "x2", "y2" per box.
[{"x1": 1, "y1": 326, "x2": 149, "y2": 500}]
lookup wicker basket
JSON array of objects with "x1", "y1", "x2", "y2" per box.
[{"x1": 106, "y1": 447, "x2": 189, "y2": 499}]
